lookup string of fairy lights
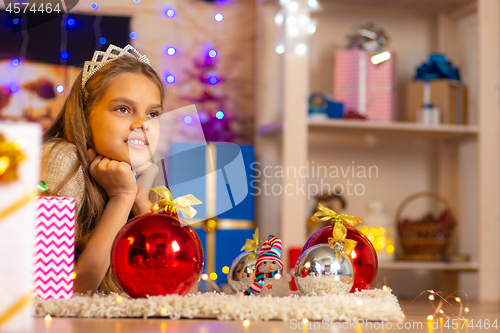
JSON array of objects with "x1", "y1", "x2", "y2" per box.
[
  {"x1": 7, "y1": 1, "x2": 225, "y2": 99},
  {"x1": 274, "y1": 0, "x2": 320, "y2": 56}
]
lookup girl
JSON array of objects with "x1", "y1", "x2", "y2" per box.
[{"x1": 41, "y1": 44, "x2": 165, "y2": 294}]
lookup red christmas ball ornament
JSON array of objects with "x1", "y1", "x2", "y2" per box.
[
  {"x1": 303, "y1": 226, "x2": 378, "y2": 292},
  {"x1": 111, "y1": 210, "x2": 204, "y2": 298}
]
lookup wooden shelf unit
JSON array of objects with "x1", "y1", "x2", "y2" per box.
[
  {"x1": 378, "y1": 261, "x2": 479, "y2": 271},
  {"x1": 255, "y1": 0, "x2": 500, "y2": 301},
  {"x1": 258, "y1": 119, "x2": 479, "y2": 141}
]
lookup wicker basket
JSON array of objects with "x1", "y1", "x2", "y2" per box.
[{"x1": 396, "y1": 192, "x2": 455, "y2": 255}]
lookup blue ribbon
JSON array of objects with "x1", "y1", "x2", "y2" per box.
[{"x1": 415, "y1": 54, "x2": 460, "y2": 81}]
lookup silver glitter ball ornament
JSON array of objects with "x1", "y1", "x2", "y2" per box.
[
  {"x1": 227, "y1": 252, "x2": 257, "y2": 293},
  {"x1": 294, "y1": 244, "x2": 355, "y2": 296}
]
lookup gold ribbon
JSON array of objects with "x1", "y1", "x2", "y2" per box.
[
  {"x1": 0, "y1": 134, "x2": 25, "y2": 182},
  {"x1": 0, "y1": 190, "x2": 37, "y2": 326},
  {"x1": 0, "y1": 135, "x2": 36, "y2": 326},
  {"x1": 203, "y1": 218, "x2": 218, "y2": 233},
  {"x1": 0, "y1": 189, "x2": 38, "y2": 225},
  {"x1": 328, "y1": 223, "x2": 357, "y2": 256},
  {"x1": 0, "y1": 292, "x2": 32, "y2": 328},
  {"x1": 311, "y1": 203, "x2": 362, "y2": 227},
  {"x1": 151, "y1": 186, "x2": 202, "y2": 219},
  {"x1": 240, "y1": 227, "x2": 259, "y2": 259},
  {"x1": 205, "y1": 219, "x2": 216, "y2": 289},
  {"x1": 191, "y1": 219, "x2": 254, "y2": 230}
]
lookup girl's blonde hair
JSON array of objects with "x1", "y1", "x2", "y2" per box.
[{"x1": 43, "y1": 55, "x2": 165, "y2": 292}]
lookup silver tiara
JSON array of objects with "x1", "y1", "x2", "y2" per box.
[{"x1": 81, "y1": 44, "x2": 152, "y2": 91}]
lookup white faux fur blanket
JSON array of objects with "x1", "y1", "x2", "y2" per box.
[{"x1": 34, "y1": 289, "x2": 403, "y2": 322}]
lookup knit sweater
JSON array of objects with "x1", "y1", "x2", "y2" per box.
[
  {"x1": 40, "y1": 140, "x2": 121, "y2": 294},
  {"x1": 41, "y1": 140, "x2": 85, "y2": 218}
]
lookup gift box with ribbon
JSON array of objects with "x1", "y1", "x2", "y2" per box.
[
  {"x1": 167, "y1": 143, "x2": 255, "y2": 286},
  {"x1": 407, "y1": 54, "x2": 467, "y2": 124},
  {"x1": 0, "y1": 122, "x2": 41, "y2": 332},
  {"x1": 333, "y1": 48, "x2": 397, "y2": 122},
  {"x1": 34, "y1": 197, "x2": 75, "y2": 300},
  {"x1": 407, "y1": 79, "x2": 467, "y2": 124}
]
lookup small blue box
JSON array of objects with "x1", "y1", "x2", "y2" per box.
[{"x1": 326, "y1": 100, "x2": 344, "y2": 118}]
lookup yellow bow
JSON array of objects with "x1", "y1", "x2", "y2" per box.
[
  {"x1": 0, "y1": 134, "x2": 25, "y2": 182},
  {"x1": 241, "y1": 228, "x2": 259, "y2": 259},
  {"x1": 151, "y1": 186, "x2": 202, "y2": 219},
  {"x1": 311, "y1": 203, "x2": 362, "y2": 228},
  {"x1": 328, "y1": 223, "x2": 357, "y2": 256}
]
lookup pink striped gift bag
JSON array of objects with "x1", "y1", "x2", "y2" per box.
[
  {"x1": 34, "y1": 197, "x2": 75, "y2": 299},
  {"x1": 333, "y1": 48, "x2": 397, "y2": 122}
]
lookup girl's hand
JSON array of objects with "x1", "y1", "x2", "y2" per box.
[
  {"x1": 87, "y1": 148, "x2": 137, "y2": 200},
  {"x1": 132, "y1": 162, "x2": 158, "y2": 215}
]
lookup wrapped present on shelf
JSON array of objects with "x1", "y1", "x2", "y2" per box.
[
  {"x1": 407, "y1": 79, "x2": 467, "y2": 124},
  {"x1": 34, "y1": 197, "x2": 75, "y2": 300},
  {"x1": 333, "y1": 48, "x2": 397, "y2": 122},
  {"x1": 167, "y1": 143, "x2": 255, "y2": 286},
  {"x1": 0, "y1": 122, "x2": 41, "y2": 332},
  {"x1": 407, "y1": 54, "x2": 467, "y2": 124}
]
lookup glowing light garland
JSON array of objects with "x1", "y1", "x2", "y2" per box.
[
  {"x1": 403, "y1": 289, "x2": 471, "y2": 321},
  {"x1": 274, "y1": 0, "x2": 320, "y2": 56}
]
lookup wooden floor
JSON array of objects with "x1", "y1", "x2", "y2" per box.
[{"x1": 34, "y1": 300, "x2": 500, "y2": 333}]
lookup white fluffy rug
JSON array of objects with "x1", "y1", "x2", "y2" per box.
[{"x1": 34, "y1": 289, "x2": 403, "y2": 322}]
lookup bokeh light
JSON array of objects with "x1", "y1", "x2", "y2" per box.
[
  {"x1": 165, "y1": 8, "x2": 176, "y2": 18},
  {"x1": 166, "y1": 75, "x2": 175, "y2": 84},
  {"x1": 166, "y1": 47, "x2": 176, "y2": 56}
]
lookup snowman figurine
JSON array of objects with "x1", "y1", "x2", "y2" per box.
[{"x1": 243, "y1": 236, "x2": 290, "y2": 297}]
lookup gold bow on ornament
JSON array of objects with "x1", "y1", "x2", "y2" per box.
[
  {"x1": 151, "y1": 186, "x2": 202, "y2": 219},
  {"x1": 328, "y1": 223, "x2": 357, "y2": 256},
  {"x1": 240, "y1": 228, "x2": 260, "y2": 260},
  {"x1": 311, "y1": 204, "x2": 362, "y2": 227}
]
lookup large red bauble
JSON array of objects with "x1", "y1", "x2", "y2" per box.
[
  {"x1": 111, "y1": 212, "x2": 204, "y2": 298},
  {"x1": 302, "y1": 226, "x2": 378, "y2": 292}
]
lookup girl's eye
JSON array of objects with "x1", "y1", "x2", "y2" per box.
[
  {"x1": 148, "y1": 111, "x2": 160, "y2": 119},
  {"x1": 116, "y1": 106, "x2": 130, "y2": 114}
]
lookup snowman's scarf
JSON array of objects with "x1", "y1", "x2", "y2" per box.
[{"x1": 243, "y1": 270, "x2": 282, "y2": 296}]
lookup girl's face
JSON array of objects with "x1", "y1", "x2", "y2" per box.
[{"x1": 89, "y1": 72, "x2": 162, "y2": 169}]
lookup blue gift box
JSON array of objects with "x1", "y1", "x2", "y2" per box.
[
  {"x1": 194, "y1": 221, "x2": 255, "y2": 287},
  {"x1": 167, "y1": 143, "x2": 255, "y2": 286}
]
